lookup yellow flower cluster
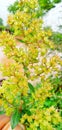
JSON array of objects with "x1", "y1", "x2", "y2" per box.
[
  {"x1": 19, "y1": 0, "x2": 38, "y2": 10},
  {"x1": 0, "y1": 31, "x2": 16, "y2": 47},
  {"x1": 20, "y1": 106, "x2": 61, "y2": 130}
]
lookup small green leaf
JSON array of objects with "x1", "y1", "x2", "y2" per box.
[
  {"x1": 11, "y1": 109, "x2": 21, "y2": 129},
  {"x1": 28, "y1": 82, "x2": 35, "y2": 93}
]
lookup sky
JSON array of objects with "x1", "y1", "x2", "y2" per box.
[
  {"x1": 0, "y1": 0, "x2": 62, "y2": 32},
  {"x1": 0, "y1": 0, "x2": 16, "y2": 24},
  {"x1": 43, "y1": 2, "x2": 62, "y2": 32}
]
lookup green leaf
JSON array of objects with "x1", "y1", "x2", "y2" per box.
[
  {"x1": 28, "y1": 82, "x2": 35, "y2": 93},
  {"x1": 56, "y1": 123, "x2": 62, "y2": 130},
  {"x1": 37, "y1": 126, "x2": 40, "y2": 130},
  {"x1": 11, "y1": 109, "x2": 21, "y2": 129},
  {"x1": 0, "y1": 110, "x2": 5, "y2": 115}
]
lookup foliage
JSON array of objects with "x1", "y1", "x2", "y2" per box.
[
  {"x1": 38, "y1": 0, "x2": 62, "y2": 12},
  {"x1": 50, "y1": 32, "x2": 62, "y2": 45},
  {"x1": 8, "y1": 1, "x2": 19, "y2": 14},
  {"x1": 44, "y1": 76, "x2": 62, "y2": 111},
  {"x1": 0, "y1": 18, "x2": 5, "y2": 31},
  {"x1": 0, "y1": 18, "x2": 3, "y2": 26},
  {"x1": 0, "y1": 26, "x2": 5, "y2": 31},
  {"x1": 11, "y1": 109, "x2": 21, "y2": 129},
  {"x1": 38, "y1": 0, "x2": 54, "y2": 12},
  {"x1": 0, "y1": 0, "x2": 62, "y2": 129},
  {"x1": 53, "y1": 0, "x2": 61, "y2": 3},
  {"x1": 50, "y1": 32, "x2": 62, "y2": 51},
  {"x1": 8, "y1": 0, "x2": 62, "y2": 14},
  {"x1": 44, "y1": 27, "x2": 62, "y2": 51}
]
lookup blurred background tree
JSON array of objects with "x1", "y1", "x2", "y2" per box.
[
  {"x1": 50, "y1": 32, "x2": 62, "y2": 51},
  {"x1": 0, "y1": 18, "x2": 5, "y2": 31},
  {"x1": 0, "y1": 18, "x2": 3, "y2": 26},
  {"x1": 38, "y1": 0, "x2": 61, "y2": 12}
]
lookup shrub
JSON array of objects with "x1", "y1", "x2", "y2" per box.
[{"x1": 0, "y1": 0, "x2": 62, "y2": 129}]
